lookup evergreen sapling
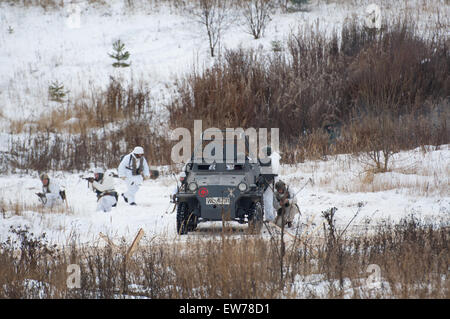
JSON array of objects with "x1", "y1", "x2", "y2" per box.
[
  {"x1": 48, "y1": 81, "x2": 68, "y2": 102},
  {"x1": 109, "y1": 39, "x2": 131, "y2": 68}
]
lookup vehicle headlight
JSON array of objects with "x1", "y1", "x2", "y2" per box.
[
  {"x1": 188, "y1": 182, "x2": 198, "y2": 192},
  {"x1": 238, "y1": 182, "x2": 248, "y2": 192}
]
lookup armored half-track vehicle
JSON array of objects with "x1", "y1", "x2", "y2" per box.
[{"x1": 174, "y1": 131, "x2": 277, "y2": 234}]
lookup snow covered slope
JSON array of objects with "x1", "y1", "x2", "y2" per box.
[{"x1": 0, "y1": 0, "x2": 447, "y2": 125}]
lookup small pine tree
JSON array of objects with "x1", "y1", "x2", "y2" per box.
[
  {"x1": 109, "y1": 39, "x2": 131, "y2": 68},
  {"x1": 7, "y1": 26, "x2": 14, "y2": 34},
  {"x1": 48, "y1": 81, "x2": 68, "y2": 102}
]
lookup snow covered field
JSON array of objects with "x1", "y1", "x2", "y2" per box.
[
  {"x1": 0, "y1": 0, "x2": 448, "y2": 125},
  {"x1": 0, "y1": 145, "x2": 448, "y2": 247}
]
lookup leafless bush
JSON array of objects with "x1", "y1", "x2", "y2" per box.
[
  {"x1": 352, "y1": 115, "x2": 400, "y2": 173},
  {"x1": 167, "y1": 19, "x2": 449, "y2": 162},
  {"x1": 8, "y1": 122, "x2": 173, "y2": 172},
  {"x1": 5, "y1": 76, "x2": 174, "y2": 172},
  {"x1": 243, "y1": 0, "x2": 273, "y2": 39},
  {"x1": 0, "y1": 216, "x2": 448, "y2": 298},
  {"x1": 192, "y1": 0, "x2": 233, "y2": 57},
  {"x1": 277, "y1": 0, "x2": 309, "y2": 13}
]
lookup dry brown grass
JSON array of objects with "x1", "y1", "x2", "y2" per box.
[
  {"x1": 8, "y1": 123, "x2": 174, "y2": 171},
  {"x1": 167, "y1": 19, "x2": 449, "y2": 164},
  {"x1": 10, "y1": 78, "x2": 152, "y2": 135},
  {"x1": 0, "y1": 215, "x2": 448, "y2": 298},
  {"x1": 6, "y1": 77, "x2": 176, "y2": 171},
  {"x1": 0, "y1": 198, "x2": 74, "y2": 217}
]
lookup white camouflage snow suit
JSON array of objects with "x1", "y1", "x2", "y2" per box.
[
  {"x1": 40, "y1": 177, "x2": 63, "y2": 208},
  {"x1": 263, "y1": 151, "x2": 281, "y2": 221},
  {"x1": 90, "y1": 172, "x2": 117, "y2": 213},
  {"x1": 118, "y1": 152, "x2": 150, "y2": 204}
]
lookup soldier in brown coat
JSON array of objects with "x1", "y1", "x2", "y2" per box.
[{"x1": 273, "y1": 180, "x2": 300, "y2": 228}]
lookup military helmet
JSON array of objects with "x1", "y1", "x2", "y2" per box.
[
  {"x1": 275, "y1": 180, "x2": 286, "y2": 192},
  {"x1": 133, "y1": 146, "x2": 144, "y2": 155},
  {"x1": 94, "y1": 167, "x2": 104, "y2": 174},
  {"x1": 94, "y1": 167, "x2": 104, "y2": 181},
  {"x1": 40, "y1": 173, "x2": 49, "y2": 181}
]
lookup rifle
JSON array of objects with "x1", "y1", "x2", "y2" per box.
[
  {"x1": 35, "y1": 192, "x2": 46, "y2": 205},
  {"x1": 292, "y1": 178, "x2": 313, "y2": 197},
  {"x1": 82, "y1": 177, "x2": 94, "y2": 188}
]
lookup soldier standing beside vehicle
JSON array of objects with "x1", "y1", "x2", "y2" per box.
[
  {"x1": 118, "y1": 146, "x2": 150, "y2": 206},
  {"x1": 273, "y1": 180, "x2": 300, "y2": 228},
  {"x1": 86, "y1": 168, "x2": 118, "y2": 213},
  {"x1": 36, "y1": 173, "x2": 65, "y2": 208},
  {"x1": 260, "y1": 146, "x2": 281, "y2": 222}
]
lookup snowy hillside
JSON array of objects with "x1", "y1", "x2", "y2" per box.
[{"x1": 0, "y1": 0, "x2": 447, "y2": 125}]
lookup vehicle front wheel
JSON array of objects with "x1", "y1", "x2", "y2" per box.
[
  {"x1": 248, "y1": 201, "x2": 263, "y2": 234},
  {"x1": 177, "y1": 202, "x2": 189, "y2": 235}
]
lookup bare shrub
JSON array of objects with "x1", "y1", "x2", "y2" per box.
[
  {"x1": 4, "y1": 74, "x2": 179, "y2": 172},
  {"x1": 351, "y1": 114, "x2": 400, "y2": 173},
  {"x1": 6, "y1": 78, "x2": 172, "y2": 172},
  {"x1": 0, "y1": 216, "x2": 448, "y2": 298},
  {"x1": 338, "y1": 109, "x2": 449, "y2": 170},
  {"x1": 243, "y1": 0, "x2": 273, "y2": 39},
  {"x1": 8, "y1": 122, "x2": 173, "y2": 172},
  {"x1": 192, "y1": 0, "x2": 233, "y2": 57},
  {"x1": 277, "y1": 0, "x2": 309, "y2": 13},
  {"x1": 346, "y1": 22, "x2": 448, "y2": 117},
  {"x1": 167, "y1": 19, "x2": 449, "y2": 162}
]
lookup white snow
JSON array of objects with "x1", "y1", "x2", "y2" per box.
[
  {"x1": 0, "y1": 145, "x2": 448, "y2": 247},
  {"x1": 0, "y1": 0, "x2": 448, "y2": 127},
  {"x1": 0, "y1": 1, "x2": 448, "y2": 299},
  {"x1": 0, "y1": 0, "x2": 448, "y2": 246}
]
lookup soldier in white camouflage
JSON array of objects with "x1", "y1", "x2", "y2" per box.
[
  {"x1": 36, "y1": 173, "x2": 64, "y2": 208},
  {"x1": 118, "y1": 146, "x2": 150, "y2": 206},
  {"x1": 86, "y1": 167, "x2": 118, "y2": 213}
]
